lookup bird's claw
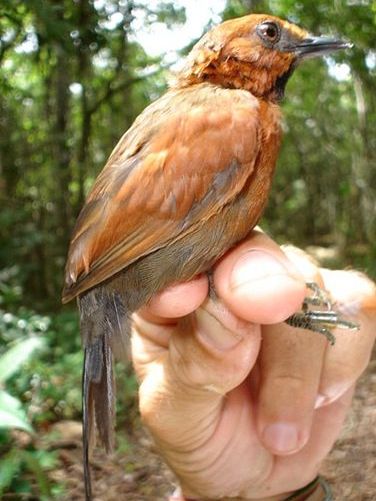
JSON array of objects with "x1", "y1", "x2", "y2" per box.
[{"x1": 285, "y1": 282, "x2": 360, "y2": 345}]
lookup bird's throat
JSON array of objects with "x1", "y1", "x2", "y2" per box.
[
  {"x1": 175, "y1": 57, "x2": 297, "y2": 102},
  {"x1": 271, "y1": 63, "x2": 297, "y2": 102}
]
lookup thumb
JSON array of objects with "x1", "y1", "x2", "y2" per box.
[{"x1": 214, "y1": 230, "x2": 306, "y2": 324}]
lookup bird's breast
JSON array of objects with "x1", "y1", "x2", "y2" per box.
[{"x1": 239, "y1": 100, "x2": 281, "y2": 216}]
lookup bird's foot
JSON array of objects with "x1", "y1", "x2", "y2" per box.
[{"x1": 285, "y1": 282, "x2": 359, "y2": 345}]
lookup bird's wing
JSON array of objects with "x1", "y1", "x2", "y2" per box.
[{"x1": 62, "y1": 86, "x2": 260, "y2": 302}]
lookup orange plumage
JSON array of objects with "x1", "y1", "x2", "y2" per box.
[{"x1": 62, "y1": 14, "x2": 350, "y2": 500}]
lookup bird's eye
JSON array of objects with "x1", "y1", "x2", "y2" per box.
[{"x1": 257, "y1": 22, "x2": 281, "y2": 44}]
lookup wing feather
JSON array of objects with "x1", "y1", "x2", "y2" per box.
[{"x1": 63, "y1": 85, "x2": 260, "y2": 302}]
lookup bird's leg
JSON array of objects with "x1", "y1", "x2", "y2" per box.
[{"x1": 285, "y1": 282, "x2": 359, "y2": 345}]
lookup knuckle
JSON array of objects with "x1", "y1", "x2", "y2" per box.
[
  {"x1": 267, "y1": 373, "x2": 313, "y2": 394},
  {"x1": 322, "y1": 269, "x2": 376, "y2": 312}
]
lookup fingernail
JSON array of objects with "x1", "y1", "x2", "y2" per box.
[
  {"x1": 315, "y1": 394, "x2": 328, "y2": 409},
  {"x1": 169, "y1": 487, "x2": 185, "y2": 500},
  {"x1": 315, "y1": 384, "x2": 350, "y2": 409},
  {"x1": 196, "y1": 308, "x2": 244, "y2": 351},
  {"x1": 231, "y1": 251, "x2": 299, "y2": 291},
  {"x1": 262, "y1": 423, "x2": 299, "y2": 454}
]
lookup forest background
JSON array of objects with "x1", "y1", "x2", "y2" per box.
[{"x1": 0, "y1": 0, "x2": 375, "y2": 498}]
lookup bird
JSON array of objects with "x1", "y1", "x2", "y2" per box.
[{"x1": 62, "y1": 14, "x2": 352, "y2": 500}]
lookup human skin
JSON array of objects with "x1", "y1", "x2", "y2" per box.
[{"x1": 131, "y1": 230, "x2": 376, "y2": 500}]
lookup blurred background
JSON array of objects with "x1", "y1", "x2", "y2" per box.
[{"x1": 0, "y1": 0, "x2": 375, "y2": 499}]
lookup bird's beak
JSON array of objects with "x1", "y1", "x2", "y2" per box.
[{"x1": 295, "y1": 36, "x2": 353, "y2": 59}]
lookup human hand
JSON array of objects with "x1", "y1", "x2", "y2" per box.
[{"x1": 131, "y1": 230, "x2": 376, "y2": 500}]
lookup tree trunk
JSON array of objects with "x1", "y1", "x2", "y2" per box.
[{"x1": 53, "y1": 44, "x2": 72, "y2": 244}]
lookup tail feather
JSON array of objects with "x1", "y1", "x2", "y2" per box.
[
  {"x1": 82, "y1": 346, "x2": 94, "y2": 501},
  {"x1": 79, "y1": 289, "x2": 129, "y2": 501},
  {"x1": 93, "y1": 332, "x2": 115, "y2": 452},
  {"x1": 82, "y1": 333, "x2": 116, "y2": 500}
]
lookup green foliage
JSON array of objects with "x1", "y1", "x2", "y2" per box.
[
  {"x1": 0, "y1": 336, "x2": 45, "y2": 384},
  {"x1": 0, "y1": 335, "x2": 44, "y2": 435},
  {"x1": 0, "y1": 266, "x2": 80, "y2": 496},
  {"x1": 0, "y1": 324, "x2": 57, "y2": 497},
  {"x1": 149, "y1": 2, "x2": 187, "y2": 27},
  {"x1": 0, "y1": 302, "x2": 135, "y2": 497},
  {"x1": 0, "y1": 250, "x2": 137, "y2": 495},
  {"x1": 0, "y1": 390, "x2": 33, "y2": 433},
  {"x1": 0, "y1": 299, "x2": 82, "y2": 422},
  {"x1": 0, "y1": 268, "x2": 23, "y2": 308},
  {"x1": 0, "y1": 0, "x2": 176, "y2": 304},
  {"x1": 0, "y1": 318, "x2": 46, "y2": 433},
  {"x1": 0, "y1": 447, "x2": 60, "y2": 499}
]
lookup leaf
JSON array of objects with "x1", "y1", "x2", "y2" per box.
[
  {"x1": 0, "y1": 409, "x2": 33, "y2": 433},
  {"x1": 0, "y1": 390, "x2": 33, "y2": 433},
  {"x1": 0, "y1": 449, "x2": 23, "y2": 493},
  {"x1": 0, "y1": 336, "x2": 45, "y2": 383},
  {"x1": 22, "y1": 450, "x2": 53, "y2": 497}
]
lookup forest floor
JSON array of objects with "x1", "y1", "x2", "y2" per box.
[{"x1": 47, "y1": 346, "x2": 376, "y2": 501}]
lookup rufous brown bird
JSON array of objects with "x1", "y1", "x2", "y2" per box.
[{"x1": 62, "y1": 14, "x2": 352, "y2": 500}]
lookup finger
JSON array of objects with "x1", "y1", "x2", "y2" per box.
[
  {"x1": 281, "y1": 245, "x2": 323, "y2": 287},
  {"x1": 132, "y1": 276, "x2": 209, "y2": 369},
  {"x1": 214, "y1": 230, "x2": 306, "y2": 325},
  {"x1": 134, "y1": 297, "x2": 261, "y2": 445},
  {"x1": 140, "y1": 274, "x2": 209, "y2": 325},
  {"x1": 134, "y1": 296, "x2": 260, "y2": 388},
  {"x1": 267, "y1": 386, "x2": 355, "y2": 496},
  {"x1": 256, "y1": 247, "x2": 328, "y2": 455},
  {"x1": 315, "y1": 269, "x2": 376, "y2": 407}
]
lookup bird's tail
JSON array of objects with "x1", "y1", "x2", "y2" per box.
[
  {"x1": 79, "y1": 289, "x2": 129, "y2": 501},
  {"x1": 82, "y1": 332, "x2": 114, "y2": 500}
]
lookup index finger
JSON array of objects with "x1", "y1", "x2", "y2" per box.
[{"x1": 140, "y1": 274, "x2": 209, "y2": 324}]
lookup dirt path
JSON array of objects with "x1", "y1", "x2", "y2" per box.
[{"x1": 321, "y1": 349, "x2": 376, "y2": 500}]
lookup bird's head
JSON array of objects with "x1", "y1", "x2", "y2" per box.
[{"x1": 174, "y1": 14, "x2": 351, "y2": 101}]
